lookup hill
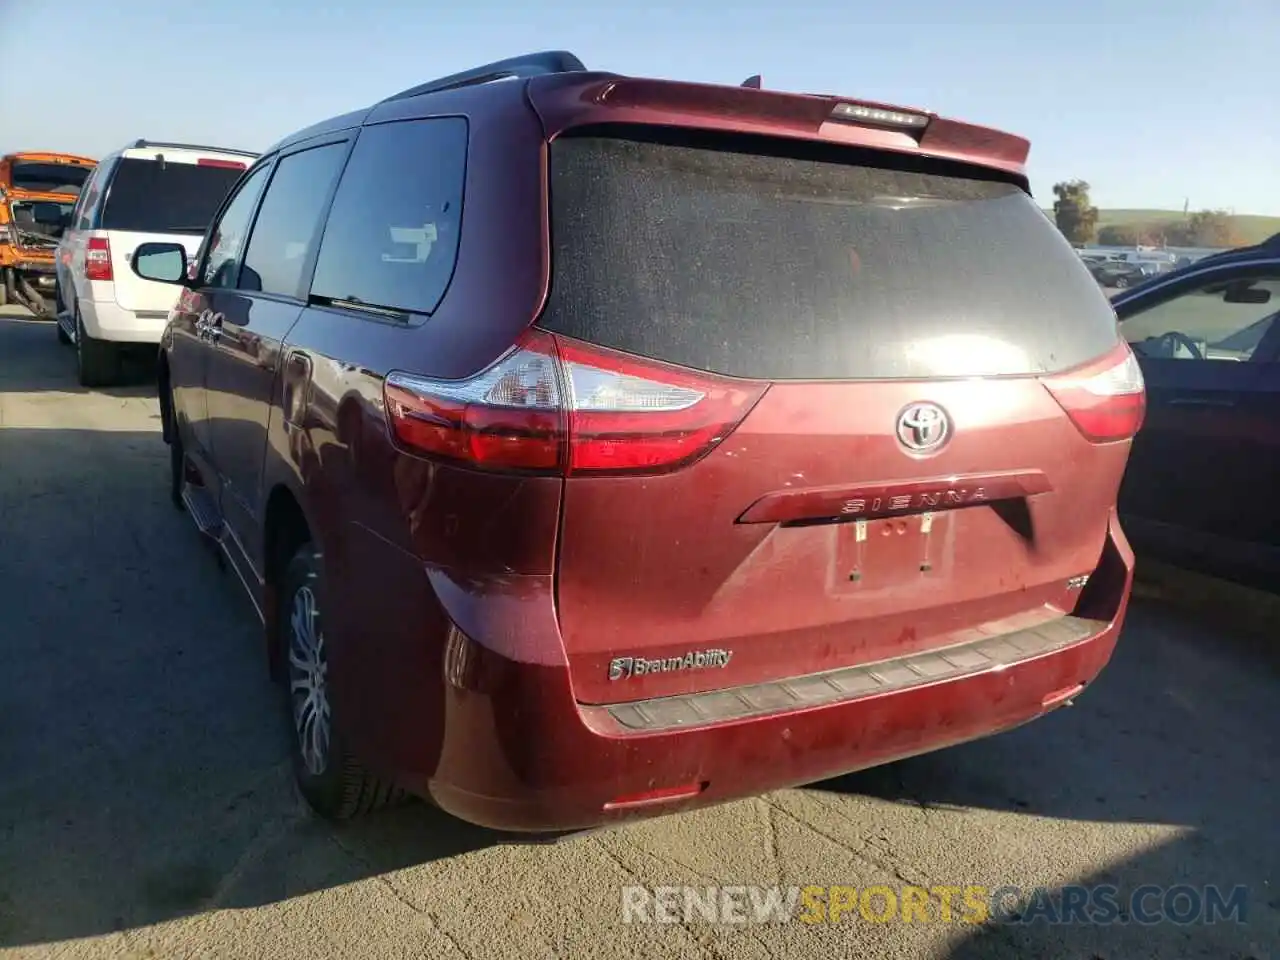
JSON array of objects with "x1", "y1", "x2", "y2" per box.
[{"x1": 1040, "y1": 208, "x2": 1280, "y2": 247}]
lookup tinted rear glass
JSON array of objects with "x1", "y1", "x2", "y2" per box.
[
  {"x1": 540, "y1": 136, "x2": 1119, "y2": 380},
  {"x1": 101, "y1": 158, "x2": 244, "y2": 234},
  {"x1": 10, "y1": 161, "x2": 91, "y2": 195}
]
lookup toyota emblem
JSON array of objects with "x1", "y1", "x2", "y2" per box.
[{"x1": 896, "y1": 402, "x2": 950, "y2": 453}]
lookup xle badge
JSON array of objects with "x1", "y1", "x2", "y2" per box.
[{"x1": 608, "y1": 649, "x2": 733, "y2": 681}]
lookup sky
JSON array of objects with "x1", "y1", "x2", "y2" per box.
[{"x1": 1, "y1": 0, "x2": 1276, "y2": 215}]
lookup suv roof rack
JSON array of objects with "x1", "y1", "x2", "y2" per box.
[
  {"x1": 127, "y1": 139, "x2": 258, "y2": 158},
  {"x1": 380, "y1": 50, "x2": 587, "y2": 103}
]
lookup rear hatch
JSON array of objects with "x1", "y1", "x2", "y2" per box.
[
  {"x1": 4, "y1": 156, "x2": 92, "y2": 258},
  {"x1": 539, "y1": 131, "x2": 1137, "y2": 705},
  {"x1": 99, "y1": 155, "x2": 246, "y2": 312}
]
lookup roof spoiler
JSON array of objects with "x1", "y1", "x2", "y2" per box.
[
  {"x1": 381, "y1": 50, "x2": 588, "y2": 103},
  {"x1": 376, "y1": 52, "x2": 1030, "y2": 175}
]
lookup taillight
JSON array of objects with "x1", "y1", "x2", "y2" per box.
[
  {"x1": 85, "y1": 237, "x2": 113, "y2": 281},
  {"x1": 1043, "y1": 342, "x2": 1145, "y2": 442},
  {"x1": 383, "y1": 329, "x2": 767, "y2": 476}
]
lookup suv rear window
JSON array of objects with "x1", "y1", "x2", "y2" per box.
[
  {"x1": 540, "y1": 135, "x2": 1119, "y2": 380},
  {"x1": 101, "y1": 158, "x2": 244, "y2": 234}
]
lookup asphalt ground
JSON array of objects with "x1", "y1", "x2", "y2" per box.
[{"x1": 0, "y1": 305, "x2": 1276, "y2": 959}]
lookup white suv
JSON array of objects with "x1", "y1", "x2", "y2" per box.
[{"x1": 55, "y1": 140, "x2": 257, "y2": 386}]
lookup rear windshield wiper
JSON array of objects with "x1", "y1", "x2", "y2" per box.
[{"x1": 308, "y1": 293, "x2": 414, "y2": 323}]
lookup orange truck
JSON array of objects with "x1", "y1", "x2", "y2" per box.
[{"x1": 0, "y1": 151, "x2": 97, "y2": 315}]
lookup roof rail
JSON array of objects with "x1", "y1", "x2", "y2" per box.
[
  {"x1": 127, "y1": 139, "x2": 259, "y2": 158},
  {"x1": 380, "y1": 50, "x2": 587, "y2": 103}
]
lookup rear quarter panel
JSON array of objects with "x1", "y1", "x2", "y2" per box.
[{"x1": 277, "y1": 85, "x2": 564, "y2": 784}]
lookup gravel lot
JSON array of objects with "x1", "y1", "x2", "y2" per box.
[{"x1": 0, "y1": 305, "x2": 1276, "y2": 959}]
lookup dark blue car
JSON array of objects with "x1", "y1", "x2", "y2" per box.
[{"x1": 1113, "y1": 236, "x2": 1280, "y2": 590}]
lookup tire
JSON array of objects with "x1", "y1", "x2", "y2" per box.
[
  {"x1": 54, "y1": 282, "x2": 70, "y2": 342},
  {"x1": 168, "y1": 406, "x2": 185, "y2": 511},
  {"x1": 76, "y1": 309, "x2": 121, "y2": 387},
  {"x1": 280, "y1": 543, "x2": 404, "y2": 820}
]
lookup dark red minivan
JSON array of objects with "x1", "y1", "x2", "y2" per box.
[{"x1": 134, "y1": 51, "x2": 1142, "y2": 831}]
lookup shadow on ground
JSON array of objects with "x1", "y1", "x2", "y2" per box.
[
  {"x1": 935, "y1": 833, "x2": 1275, "y2": 959},
  {"x1": 0, "y1": 316, "x2": 157, "y2": 397},
  {"x1": 811, "y1": 600, "x2": 1279, "y2": 957},
  {"x1": 0, "y1": 426, "x2": 511, "y2": 949}
]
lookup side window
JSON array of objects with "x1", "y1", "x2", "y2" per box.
[
  {"x1": 202, "y1": 164, "x2": 271, "y2": 288},
  {"x1": 1122, "y1": 272, "x2": 1280, "y2": 362},
  {"x1": 75, "y1": 160, "x2": 111, "y2": 230},
  {"x1": 310, "y1": 118, "x2": 467, "y2": 315},
  {"x1": 68, "y1": 169, "x2": 93, "y2": 229},
  {"x1": 239, "y1": 143, "x2": 348, "y2": 298}
]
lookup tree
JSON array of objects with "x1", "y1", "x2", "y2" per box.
[
  {"x1": 1052, "y1": 180, "x2": 1099, "y2": 244},
  {"x1": 1098, "y1": 222, "x2": 1168, "y2": 246},
  {"x1": 1097, "y1": 224, "x2": 1140, "y2": 246},
  {"x1": 1163, "y1": 210, "x2": 1241, "y2": 248}
]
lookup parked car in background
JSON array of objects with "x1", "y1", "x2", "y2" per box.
[
  {"x1": 1114, "y1": 248, "x2": 1280, "y2": 591},
  {"x1": 135, "y1": 51, "x2": 1140, "y2": 832},
  {"x1": 0, "y1": 152, "x2": 97, "y2": 316},
  {"x1": 1089, "y1": 259, "x2": 1153, "y2": 289},
  {"x1": 54, "y1": 140, "x2": 257, "y2": 385}
]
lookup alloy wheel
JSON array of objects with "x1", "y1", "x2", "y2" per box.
[{"x1": 288, "y1": 585, "x2": 331, "y2": 776}]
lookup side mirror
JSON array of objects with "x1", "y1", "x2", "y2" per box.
[
  {"x1": 1223, "y1": 282, "x2": 1271, "y2": 305},
  {"x1": 132, "y1": 241, "x2": 189, "y2": 285}
]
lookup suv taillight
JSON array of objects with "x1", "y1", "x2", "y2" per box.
[
  {"x1": 383, "y1": 329, "x2": 767, "y2": 476},
  {"x1": 1043, "y1": 341, "x2": 1146, "y2": 442},
  {"x1": 85, "y1": 237, "x2": 113, "y2": 282}
]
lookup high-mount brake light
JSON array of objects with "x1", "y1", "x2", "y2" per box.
[
  {"x1": 1042, "y1": 342, "x2": 1146, "y2": 443},
  {"x1": 383, "y1": 330, "x2": 767, "y2": 476},
  {"x1": 830, "y1": 102, "x2": 930, "y2": 130},
  {"x1": 197, "y1": 158, "x2": 247, "y2": 170}
]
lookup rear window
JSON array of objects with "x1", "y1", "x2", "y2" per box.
[
  {"x1": 10, "y1": 162, "x2": 91, "y2": 195},
  {"x1": 540, "y1": 135, "x2": 1119, "y2": 380},
  {"x1": 101, "y1": 158, "x2": 245, "y2": 234}
]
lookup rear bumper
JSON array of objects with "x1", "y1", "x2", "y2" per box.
[
  {"x1": 412, "y1": 510, "x2": 1135, "y2": 833},
  {"x1": 79, "y1": 299, "x2": 169, "y2": 344}
]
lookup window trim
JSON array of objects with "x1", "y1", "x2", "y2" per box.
[
  {"x1": 197, "y1": 159, "x2": 275, "y2": 291},
  {"x1": 1118, "y1": 261, "x2": 1280, "y2": 365},
  {"x1": 1114, "y1": 258, "x2": 1280, "y2": 315},
  {"x1": 304, "y1": 115, "x2": 470, "y2": 326},
  {"x1": 81, "y1": 156, "x2": 119, "y2": 231},
  {"x1": 230, "y1": 133, "x2": 355, "y2": 304},
  {"x1": 68, "y1": 164, "x2": 99, "y2": 230}
]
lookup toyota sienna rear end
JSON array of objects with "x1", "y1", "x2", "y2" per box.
[{"x1": 262, "y1": 55, "x2": 1141, "y2": 831}]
